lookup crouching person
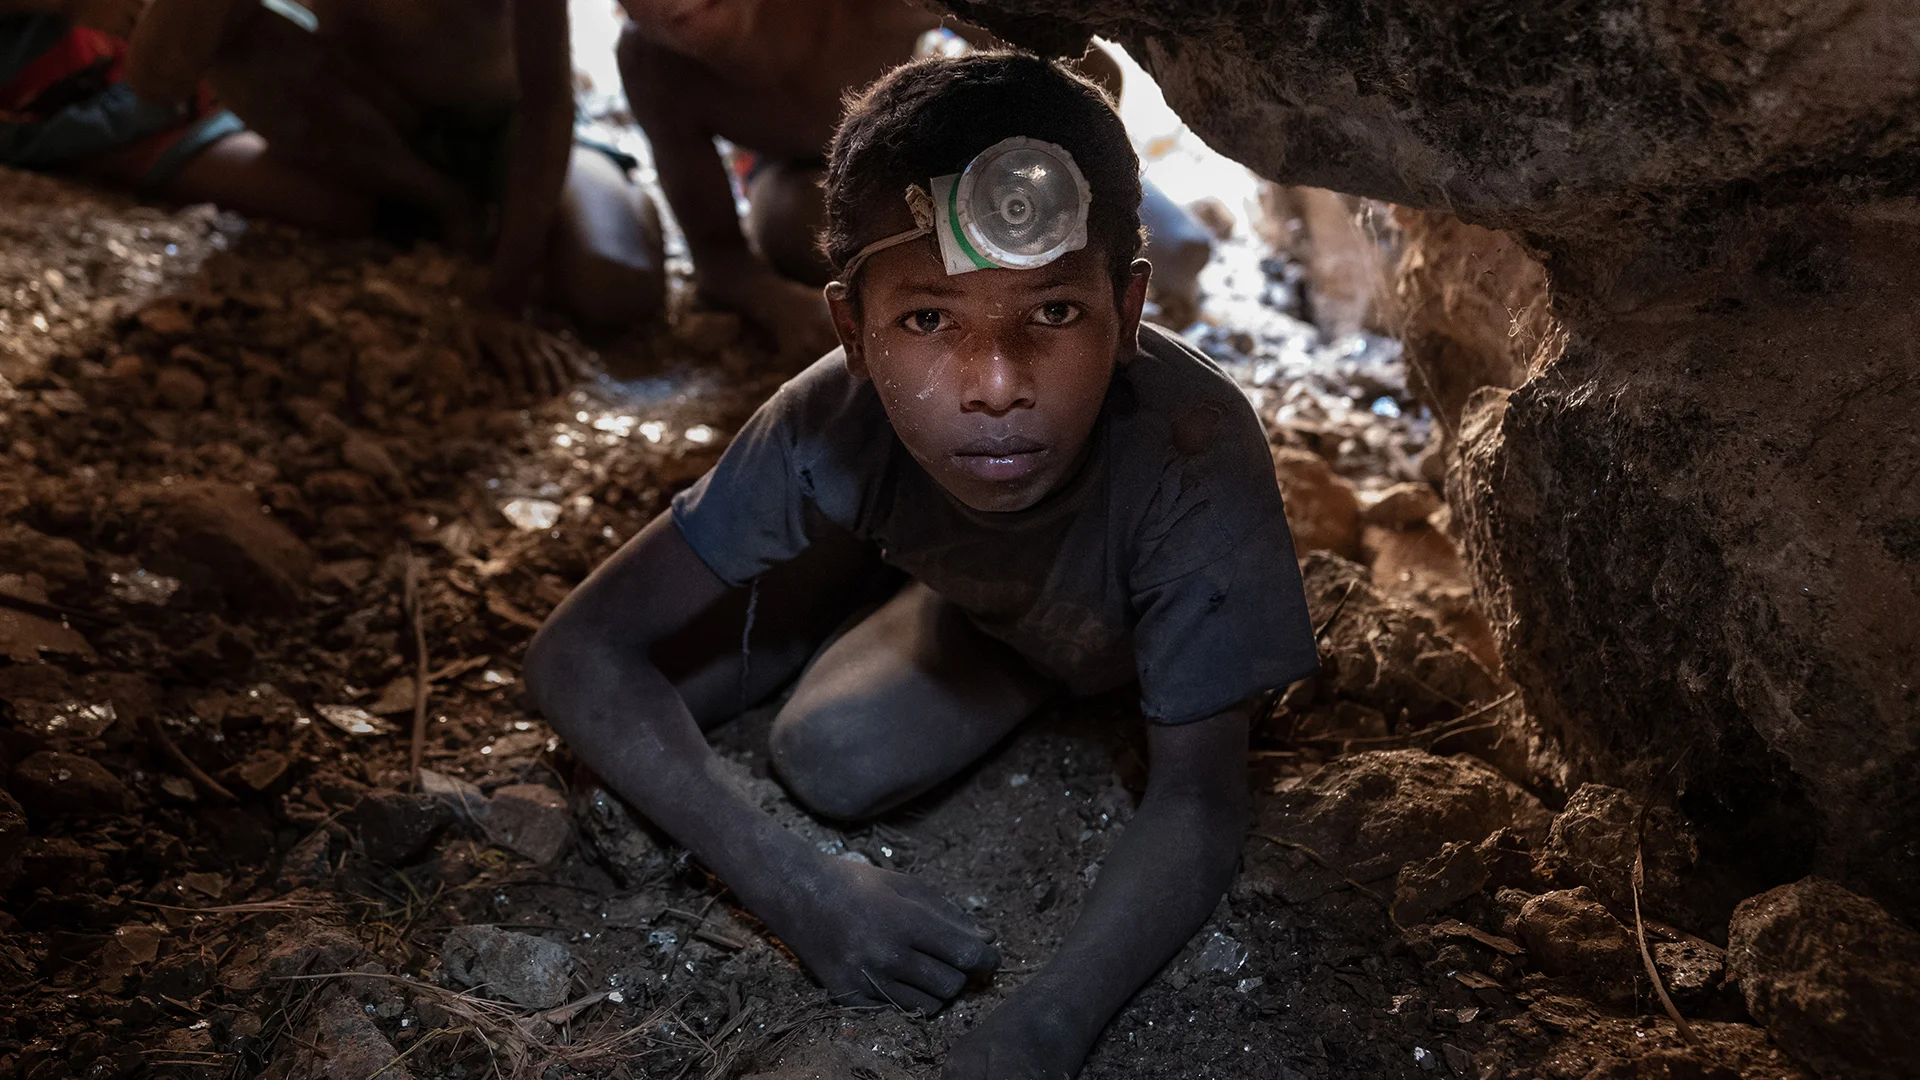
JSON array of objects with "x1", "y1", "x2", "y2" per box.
[{"x1": 526, "y1": 52, "x2": 1318, "y2": 1079}]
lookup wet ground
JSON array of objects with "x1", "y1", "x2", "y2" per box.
[{"x1": 0, "y1": 161, "x2": 1819, "y2": 1080}]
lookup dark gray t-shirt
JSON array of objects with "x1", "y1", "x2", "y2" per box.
[{"x1": 670, "y1": 323, "x2": 1319, "y2": 724}]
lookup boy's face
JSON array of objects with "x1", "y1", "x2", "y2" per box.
[{"x1": 828, "y1": 236, "x2": 1150, "y2": 514}]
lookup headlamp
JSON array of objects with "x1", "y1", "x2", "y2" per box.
[{"x1": 840, "y1": 136, "x2": 1091, "y2": 280}]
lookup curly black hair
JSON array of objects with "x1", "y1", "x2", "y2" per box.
[{"x1": 823, "y1": 51, "x2": 1144, "y2": 289}]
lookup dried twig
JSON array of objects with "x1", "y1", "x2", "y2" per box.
[
  {"x1": 405, "y1": 555, "x2": 430, "y2": 789},
  {"x1": 139, "y1": 713, "x2": 237, "y2": 803},
  {"x1": 1314, "y1": 579, "x2": 1360, "y2": 642},
  {"x1": 1630, "y1": 755, "x2": 1703, "y2": 1048},
  {"x1": 1631, "y1": 844, "x2": 1700, "y2": 1046}
]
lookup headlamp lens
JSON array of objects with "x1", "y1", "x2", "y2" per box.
[{"x1": 955, "y1": 140, "x2": 1089, "y2": 268}]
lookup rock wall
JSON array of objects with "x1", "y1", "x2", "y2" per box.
[{"x1": 950, "y1": 0, "x2": 1920, "y2": 915}]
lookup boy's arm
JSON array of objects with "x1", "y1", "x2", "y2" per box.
[
  {"x1": 124, "y1": 0, "x2": 248, "y2": 99},
  {"x1": 527, "y1": 513, "x2": 999, "y2": 1009},
  {"x1": 943, "y1": 705, "x2": 1254, "y2": 1079},
  {"x1": 621, "y1": 38, "x2": 834, "y2": 360}
]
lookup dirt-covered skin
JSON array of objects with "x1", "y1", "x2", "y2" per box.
[{"x1": 0, "y1": 171, "x2": 1824, "y2": 1080}]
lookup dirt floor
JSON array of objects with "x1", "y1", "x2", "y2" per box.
[{"x1": 0, "y1": 165, "x2": 1818, "y2": 1080}]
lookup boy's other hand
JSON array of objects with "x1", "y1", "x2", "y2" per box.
[
  {"x1": 467, "y1": 309, "x2": 586, "y2": 398},
  {"x1": 941, "y1": 993, "x2": 1086, "y2": 1080},
  {"x1": 784, "y1": 857, "x2": 998, "y2": 1015},
  {"x1": 66, "y1": 0, "x2": 146, "y2": 37}
]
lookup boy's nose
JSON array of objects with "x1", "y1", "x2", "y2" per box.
[{"x1": 959, "y1": 344, "x2": 1035, "y2": 416}]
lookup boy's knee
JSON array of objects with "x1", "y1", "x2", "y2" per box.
[{"x1": 767, "y1": 711, "x2": 889, "y2": 821}]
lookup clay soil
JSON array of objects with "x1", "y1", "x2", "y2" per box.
[{"x1": 0, "y1": 168, "x2": 1812, "y2": 1080}]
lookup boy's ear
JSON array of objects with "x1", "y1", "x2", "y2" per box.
[
  {"x1": 1118, "y1": 259, "x2": 1151, "y2": 360},
  {"x1": 823, "y1": 281, "x2": 869, "y2": 380}
]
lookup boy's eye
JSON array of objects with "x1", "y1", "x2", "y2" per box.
[
  {"x1": 1033, "y1": 301, "x2": 1081, "y2": 327},
  {"x1": 901, "y1": 309, "x2": 950, "y2": 334}
]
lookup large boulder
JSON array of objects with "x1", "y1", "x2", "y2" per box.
[{"x1": 949, "y1": 0, "x2": 1920, "y2": 916}]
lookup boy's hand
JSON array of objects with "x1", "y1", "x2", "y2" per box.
[
  {"x1": 66, "y1": 0, "x2": 146, "y2": 37},
  {"x1": 780, "y1": 857, "x2": 999, "y2": 1014},
  {"x1": 942, "y1": 989, "x2": 1088, "y2": 1080}
]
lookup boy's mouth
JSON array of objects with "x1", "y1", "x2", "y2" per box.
[{"x1": 950, "y1": 434, "x2": 1049, "y2": 483}]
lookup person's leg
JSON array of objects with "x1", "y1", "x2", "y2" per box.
[
  {"x1": 157, "y1": 129, "x2": 377, "y2": 234},
  {"x1": 1140, "y1": 179, "x2": 1213, "y2": 327},
  {"x1": 544, "y1": 145, "x2": 669, "y2": 328},
  {"x1": 768, "y1": 582, "x2": 1057, "y2": 821},
  {"x1": 743, "y1": 158, "x2": 834, "y2": 287}
]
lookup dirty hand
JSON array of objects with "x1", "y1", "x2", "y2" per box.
[
  {"x1": 64, "y1": 0, "x2": 146, "y2": 38},
  {"x1": 942, "y1": 993, "x2": 1088, "y2": 1080},
  {"x1": 467, "y1": 309, "x2": 586, "y2": 398},
  {"x1": 779, "y1": 858, "x2": 999, "y2": 1014}
]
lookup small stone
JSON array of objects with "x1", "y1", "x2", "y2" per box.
[
  {"x1": 0, "y1": 523, "x2": 88, "y2": 586},
  {"x1": 340, "y1": 430, "x2": 406, "y2": 493},
  {"x1": 302, "y1": 469, "x2": 384, "y2": 505},
  {"x1": 481, "y1": 784, "x2": 571, "y2": 865},
  {"x1": 418, "y1": 768, "x2": 486, "y2": 811},
  {"x1": 229, "y1": 749, "x2": 290, "y2": 793},
  {"x1": 1273, "y1": 447, "x2": 1362, "y2": 559},
  {"x1": 441, "y1": 925, "x2": 574, "y2": 1009},
  {"x1": 276, "y1": 828, "x2": 333, "y2": 889},
  {"x1": 1361, "y1": 482, "x2": 1445, "y2": 530},
  {"x1": 263, "y1": 922, "x2": 368, "y2": 980},
  {"x1": 1192, "y1": 931, "x2": 1247, "y2": 973},
  {"x1": 1534, "y1": 783, "x2": 1698, "y2": 925},
  {"x1": 265, "y1": 991, "x2": 409, "y2": 1080},
  {"x1": 572, "y1": 786, "x2": 658, "y2": 887},
  {"x1": 1254, "y1": 748, "x2": 1551, "y2": 890},
  {"x1": 141, "y1": 481, "x2": 315, "y2": 612},
  {"x1": 136, "y1": 301, "x2": 194, "y2": 336},
  {"x1": 1651, "y1": 939, "x2": 1725, "y2": 1006},
  {"x1": 9, "y1": 750, "x2": 132, "y2": 814},
  {"x1": 1515, "y1": 887, "x2": 1638, "y2": 1000},
  {"x1": 1441, "y1": 1044, "x2": 1473, "y2": 1077},
  {"x1": 347, "y1": 790, "x2": 451, "y2": 865},
  {"x1": 1728, "y1": 877, "x2": 1920, "y2": 1080},
  {"x1": 153, "y1": 366, "x2": 207, "y2": 409},
  {"x1": 1394, "y1": 839, "x2": 1491, "y2": 925}
]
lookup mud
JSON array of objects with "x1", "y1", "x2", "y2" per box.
[{"x1": 0, "y1": 164, "x2": 1848, "y2": 1080}]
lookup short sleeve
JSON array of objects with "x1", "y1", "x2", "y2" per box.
[
  {"x1": 669, "y1": 386, "x2": 814, "y2": 587},
  {"x1": 1128, "y1": 385, "x2": 1319, "y2": 723}
]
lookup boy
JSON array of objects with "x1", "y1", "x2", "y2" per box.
[
  {"x1": 527, "y1": 53, "x2": 1317, "y2": 1078},
  {"x1": 616, "y1": 0, "x2": 1215, "y2": 361},
  {"x1": 124, "y1": 0, "x2": 666, "y2": 394},
  {"x1": 1, "y1": 0, "x2": 369, "y2": 231}
]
